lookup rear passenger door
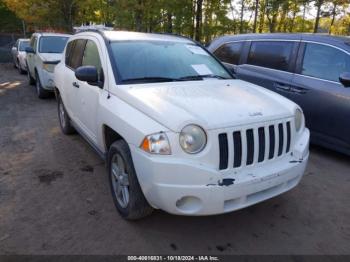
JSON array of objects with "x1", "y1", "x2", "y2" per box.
[
  {"x1": 236, "y1": 40, "x2": 298, "y2": 98},
  {"x1": 290, "y1": 42, "x2": 350, "y2": 149}
]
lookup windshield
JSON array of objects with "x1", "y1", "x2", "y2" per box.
[
  {"x1": 110, "y1": 40, "x2": 232, "y2": 84},
  {"x1": 39, "y1": 36, "x2": 68, "y2": 53},
  {"x1": 19, "y1": 41, "x2": 30, "y2": 51}
]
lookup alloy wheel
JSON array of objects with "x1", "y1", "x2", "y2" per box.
[{"x1": 111, "y1": 154, "x2": 130, "y2": 208}]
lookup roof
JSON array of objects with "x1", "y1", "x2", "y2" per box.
[
  {"x1": 32, "y1": 32, "x2": 71, "y2": 37},
  {"x1": 209, "y1": 33, "x2": 350, "y2": 51},
  {"x1": 77, "y1": 30, "x2": 193, "y2": 43}
]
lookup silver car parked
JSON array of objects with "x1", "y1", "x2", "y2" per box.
[{"x1": 11, "y1": 38, "x2": 30, "y2": 74}]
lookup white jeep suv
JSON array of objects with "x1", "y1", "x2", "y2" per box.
[
  {"x1": 54, "y1": 30, "x2": 310, "y2": 220},
  {"x1": 26, "y1": 32, "x2": 70, "y2": 98}
]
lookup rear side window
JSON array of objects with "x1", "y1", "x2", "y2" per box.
[
  {"x1": 247, "y1": 41, "x2": 293, "y2": 71},
  {"x1": 301, "y1": 43, "x2": 350, "y2": 83},
  {"x1": 65, "y1": 41, "x2": 74, "y2": 66},
  {"x1": 67, "y1": 39, "x2": 86, "y2": 70},
  {"x1": 214, "y1": 42, "x2": 244, "y2": 65}
]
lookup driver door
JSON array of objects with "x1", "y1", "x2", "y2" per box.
[{"x1": 75, "y1": 38, "x2": 106, "y2": 144}]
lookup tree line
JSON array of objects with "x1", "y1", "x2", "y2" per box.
[{"x1": 1, "y1": 0, "x2": 349, "y2": 43}]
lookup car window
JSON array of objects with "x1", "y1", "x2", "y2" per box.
[
  {"x1": 39, "y1": 36, "x2": 68, "y2": 53},
  {"x1": 301, "y1": 43, "x2": 350, "y2": 83},
  {"x1": 213, "y1": 42, "x2": 244, "y2": 65},
  {"x1": 68, "y1": 39, "x2": 86, "y2": 70},
  {"x1": 82, "y1": 40, "x2": 102, "y2": 76},
  {"x1": 30, "y1": 37, "x2": 37, "y2": 51},
  {"x1": 19, "y1": 41, "x2": 30, "y2": 51},
  {"x1": 110, "y1": 40, "x2": 232, "y2": 83},
  {"x1": 65, "y1": 41, "x2": 74, "y2": 66},
  {"x1": 247, "y1": 41, "x2": 294, "y2": 71}
]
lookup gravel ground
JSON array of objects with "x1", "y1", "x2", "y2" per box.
[{"x1": 0, "y1": 63, "x2": 349, "y2": 255}]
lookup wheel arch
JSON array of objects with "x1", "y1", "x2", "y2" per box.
[{"x1": 102, "y1": 124, "x2": 126, "y2": 152}]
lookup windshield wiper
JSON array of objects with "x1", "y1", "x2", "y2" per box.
[
  {"x1": 199, "y1": 74, "x2": 230, "y2": 79},
  {"x1": 179, "y1": 74, "x2": 230, "y2": 81},
  {"x1": 121, "y1": 74, "x2": 230, "y2": 84},
  {"x1": 121, "y1": 77, "x2": 181, "y2": 83}
]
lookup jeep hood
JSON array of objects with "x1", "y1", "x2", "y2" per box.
[
  {"x1": 118, "y1": 80, "x2": 296, "y2": 132},
  {"x1": 39, "y1": 53, "x2": 62, "y2": 62}
]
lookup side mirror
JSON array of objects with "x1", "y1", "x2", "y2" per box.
[
  {"x1": 223, "y1": 62, "x2": 237, "y2": 76},
  {"x1": 75, "y1": 66, "x2": 103, "y2": 88},
  {"x1": 339, "y1": 72, "x2": 350, "y2": 87},
  {"x1": 12, "y1": 46, "x2": 17, "y2": 51},
  {"x1": 25, "y1": 47, "x2": 35, "y2": 54}
]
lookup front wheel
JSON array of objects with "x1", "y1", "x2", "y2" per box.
[
  {"x1": 108, "y1": 140, "x2": 153, "y2": 220},
  {"x1": 17, "y1": 60, "x2": 25, "y2": 74},
  {"x1": 35, "y1": 71, "x2": 49, "y2": 99},
  {"x1": 27, "y1": 65, "x2": 35, "y2": 85}
]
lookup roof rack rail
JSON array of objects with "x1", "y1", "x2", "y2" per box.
[{"x1": 73, "y1": 24, "x2": 113, "y2": 34}]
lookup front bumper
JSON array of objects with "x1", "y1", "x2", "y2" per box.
[
  {"x1": 130, "y1": 129, "x2": 309, "y2": 216},
  {"x1": 38, "y1": 69, "x2": 55, "y2": 90}
]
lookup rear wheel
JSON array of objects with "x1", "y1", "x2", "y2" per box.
[
  {"x1": 108, "y1": 140, "x2": 153, "y2": 220},
  {"x1": 57, "y1": 94, "x2": 75, "y2": 135},
  {"x1": 35, "y1": 71, "x2": 49, "y2": 99}
]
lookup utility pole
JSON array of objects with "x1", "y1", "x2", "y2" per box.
[{"x1": 22, "y1": 20, "x2": 26, "y2": 38}]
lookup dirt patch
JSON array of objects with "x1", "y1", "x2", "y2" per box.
[{"x1": 36, "y1": 169, "x2": 64, "y2": 185}]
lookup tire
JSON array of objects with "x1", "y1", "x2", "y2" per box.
[
  {"x1": 17, "y1": 60, "x2": 25, "y2": 74},
  {"x1": 108, "y1": 140, "x2": 153, "y2": 220},
  {"x1": 27, "y1": 65, "x2": 35, "y2": 85},
  {"x1": 35, "y1": 71, "x2": 49, "y2": 99},
  {"x1": 57, "y1": 94, "x2": 75, "y2": 135}
]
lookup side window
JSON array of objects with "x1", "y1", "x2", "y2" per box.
[
  {"x1": 68, "y1": 39, "x2": 86, "y2": 70},
  {"x1": 30, "y1": 37, "x2": 37, "y2": 50},
  {"x1": 65, "y1": 41, "x2": 74, "y2": 66},
  {"x1": 33, "y1": 37, "x2": 38, "y2": 51},
  {"x1": 82, "y1": 40, "x2": 102, "y2": 75},
  {"x1": 247, "y1": 41, "x2": 294, "y2": 71},
  {"x1": 214, "y1": 42, "x2": 244, "y2": 65},
  {"x1": 301, "y1": 43, "x2": 350, "y2": 83}
]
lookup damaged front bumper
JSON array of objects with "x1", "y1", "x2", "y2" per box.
[{"x1": 130, "y1": 129, "x2": 310, "y2": 216}]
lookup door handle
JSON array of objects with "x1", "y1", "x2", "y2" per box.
[
  {"x1": 291, "y1": 86, "x2": 307, "y2": 94},
  {"x1": 273, "y1": 82, "x2": 291, "y2": 92},
  {"x1": 72, "y1": 82, "x2": 79, "y2": 88}
]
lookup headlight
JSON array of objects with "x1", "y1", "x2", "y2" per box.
[
  {"x1": 179, "y1": 124, "x2": 207, "y2": 154},
  {"x1": 43, "y1": 63, "x2": 56, "y2": 72},
  {"x1": 140, "y1": 132, "x2": 171, "y2": 155},
  {"x1": 295, "y1": 108, "x2": 304, "y2": 132}
]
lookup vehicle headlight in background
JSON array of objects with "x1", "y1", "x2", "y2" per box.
[
  {"x1": 295, "y1": 108, "x2": 304, "y2": 132},
  {"x1": 43, "y1": 63, "x2": 56, "y2": 73},
  {"x1": 140, "y1": 132, "x2": 171, "y2": 155},
  {"x1": 179, "y1": 124, "x2": 207, "y2": 154}
]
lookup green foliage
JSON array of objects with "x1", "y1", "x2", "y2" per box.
[
  {"x1": 1, "y1": 0, "x2": 349, "y2": 40},
  {"x1": 0, "y1": 0, "x2": 22, "y2": 33}
]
